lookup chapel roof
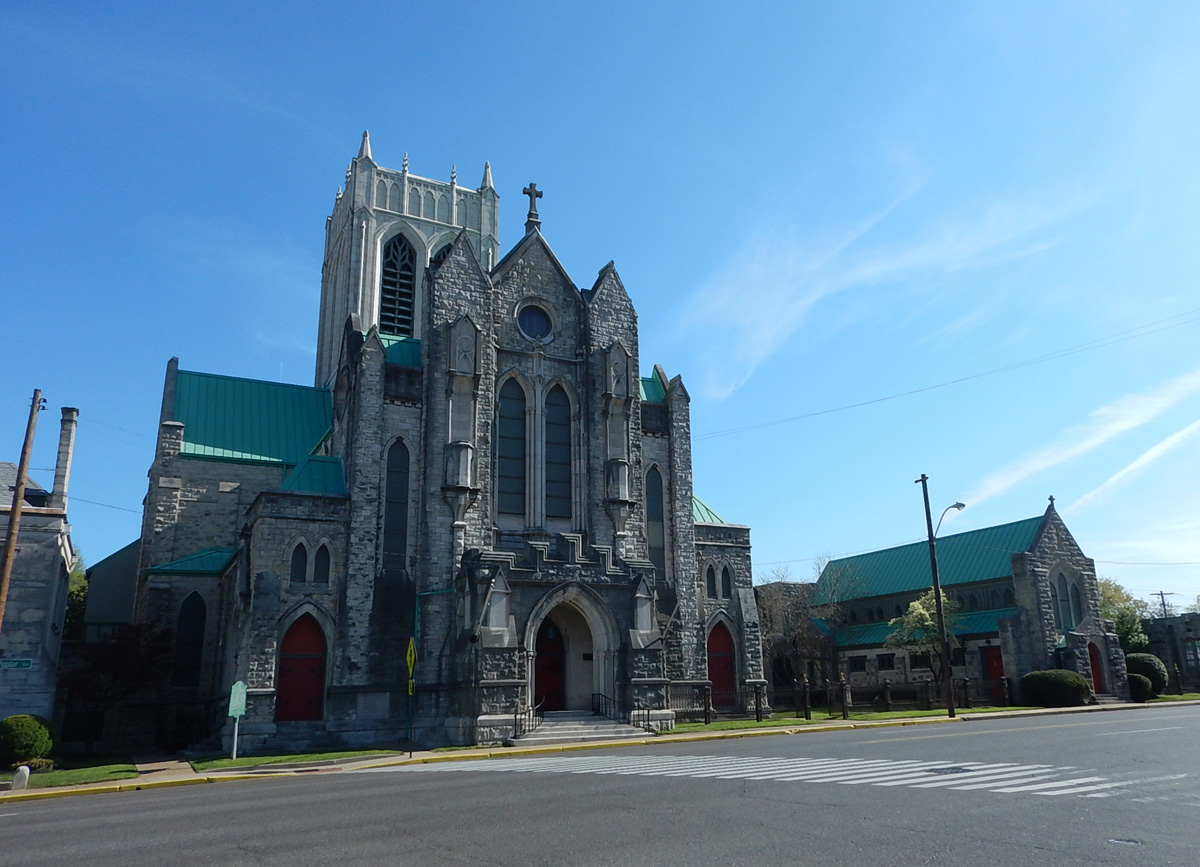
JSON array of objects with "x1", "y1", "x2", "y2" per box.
[
  {"x1": 0, "y1": 461, "x2": 50, "y2": 507},
  {"x1": 692, "y1": 495, "x2": 727, "y2": 524},
  {"x1": 173, "y1": 370, "x2": 331, "y2": 466},
  {"x1": 815, "y1": 515, "x2": 1045, "y2": 602},
  {"x1": 147, "y1": 547, "x2": 238, "y2": 575}
]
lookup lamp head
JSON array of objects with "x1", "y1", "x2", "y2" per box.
[{"x1": 952, "y1": 502, "x2": 966, "y2": 511}]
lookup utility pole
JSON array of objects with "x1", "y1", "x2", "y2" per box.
[
  {"x1": 916, "y1": 474, "x2": 955, "y2": 719},
  {"x1": 0, "y1": 389, "x2": 46, "y2": 635},
  {"x1": 1152, "y1": 591, "x2": 1178, "y2": 619}
]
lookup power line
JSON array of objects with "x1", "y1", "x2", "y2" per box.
[
  {"x1": 68, "y1": 496, "x2": 142, "y2": 514},
  {"x1": 697, "y1": 306, "x2": 1200, "y2": 440}
]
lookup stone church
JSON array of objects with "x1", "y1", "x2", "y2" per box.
[{"x1": 131, "y1": 133, "x2": 765, "y2": 751}]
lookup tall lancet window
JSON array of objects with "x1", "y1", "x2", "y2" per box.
[
  {"x1": 383, "y1": 440, "x2": 410, "y2": 571},
  {"x1": 379, "y1": 234, "x2": 416, "y2": 336},
  {"x1": 497, "y1": 380, "x2": 527, "y2": 516},
  {"x1": 646, "y1": 468, "x2": 666, "y2": 575},
  {"x1": 545, "y1": 386, "x2": 572, "y2": 519}
]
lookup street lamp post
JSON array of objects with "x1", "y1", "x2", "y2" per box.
[{"x1": 915, "y1": 474, "x2": 964, "y2": 719}]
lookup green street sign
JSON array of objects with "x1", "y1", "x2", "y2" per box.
[
  {"x1": 0, "y1": 659, "x2": 33, "y2": 670},
  {"x1": 228, "y1": 680, "x2": 248, "y2": 718}
]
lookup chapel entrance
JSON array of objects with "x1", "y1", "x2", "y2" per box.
[
  {"x1": 533, "y1": 605, "x2": 594, "y2": 712},
  {"x1": 1088, "y1": 642, "x2": 1105, "y2": 693},
  {"x1": 707, "y1": 622, "x2": 737, "y2": 709},
  {"x1": 275, "y1": 614, "x2": 326, "y2": 722},
  {"x1": 981, "y1": 646, "x2": 1005, "y2": 698}
]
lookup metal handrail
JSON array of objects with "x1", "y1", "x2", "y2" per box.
[
  {"x1": 513, "y1": 698, "x2": 545, "y2": 738},
  {"x1": 591, "y1": 692, "x2": 626, "y2": 723}
]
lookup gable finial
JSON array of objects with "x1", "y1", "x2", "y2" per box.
[
  {"x1": 357, "y1": 130, "x2": 372, "y2": 160},
  {"x1": 523, "y1": 182, "x2": 543, "y2": 233},
  {"x1": 1048, "y1": 495, "x2": 1056, "y2": 508}
]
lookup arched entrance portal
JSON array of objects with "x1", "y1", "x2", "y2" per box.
[
  {"x1": 534, "y1": 606, "x2": 594, "y2": 711},
  {"x1": 707, "y1": 622, "x2": 737, "y2": 709},
  {"x1": 1088, "y1": 642, "x2": 1105, "y2": 694},
  {"x1": 276, "y1": 614, "x2": 327, "y2": 721}
]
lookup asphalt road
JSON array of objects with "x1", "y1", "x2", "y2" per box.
[{"x1": 4, "y1": 706, "x2": 1198, "y2": 866}]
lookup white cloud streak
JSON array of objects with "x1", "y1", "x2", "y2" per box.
[
  {"x1": 966, "y1": 368, "x2": 1200, "y2": 507},
  {"x1": 1068, "y1": 418, "x2": 1200, "y2": 512}
]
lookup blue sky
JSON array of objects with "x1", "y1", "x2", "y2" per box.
[{"x1": 4, "y1": 2, "x2": 1199, "y2": 608}]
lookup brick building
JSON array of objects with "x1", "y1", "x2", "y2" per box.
[
  {"x1": 128, "y1": 134, "x2": 764, "y2": 751},
  {"x1": 809, "y1": 500, "x2": 1128, "y2": 701}
]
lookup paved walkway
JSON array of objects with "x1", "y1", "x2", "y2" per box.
[{"x1": 4, "y1": 700, "x2": 1197, "y2": 803}]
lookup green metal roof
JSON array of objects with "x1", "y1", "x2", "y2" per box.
[
  {"x1": 280, "y1": 456, "x2": 346, "y2": 496},
  {"x1": 639, "y1": 373, "x2": 667, "y2": 403},
  {"x1": 692, "y1": 495, "x2": 727, "y2": 524},
  {"x1": 830, "y1": 607, "x2": 1020, "y2": 648},
  {"x1": 174, "y1": 370, "x2": 332, "y2": 466},
  {"x1": 816, "y1": 516, "x2": 1044, "y2": 603},
  {"x1": 148, "y1": 547, "x2": 237, "y2": 575},
  {"x1": 380, "y1": 335, "x2": 421, "y2": 367}
]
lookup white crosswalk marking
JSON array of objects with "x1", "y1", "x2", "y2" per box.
[{"x1": 360, "y1": 753, "x2": 1187, "y2": 801}]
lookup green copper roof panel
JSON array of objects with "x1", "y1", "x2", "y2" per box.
[
  {"x1": 692, "y1": 495, "x2": 727, "y2": 524},
  {"x1": 381, "y1": 335, "x2": 421, "y2": 368},
  {"x1": 835, "y1": 622, "x2": 897, "y2": 648},
  {"x1": 175, "y1": 370, "x2": 332, "y2": 466},
  {"x1": 816, "y1": 516, "x2": 1044, "y2": 602},
  {"x1": 955, "y1": 607, "x2": 1019, "y2": 636},
  {"x1": 639, "y1": 374, "x2": 666, "y2": 403},
  {"x1": 280, "y1": 456, "x2": 346, "y2": 496},
  {"x1": 148, "y1": 547, "x2": 237, "y2": 575},
  {"x1": 832, "y1": 607, "x2": 1018, "y2": 647}
]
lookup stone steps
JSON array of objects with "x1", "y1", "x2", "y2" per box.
[
  {"x1": 1093, "y1": 693, "x2": 1123, "y2": 705},
  {"x1": 508, "y1": 711, "x2": 647, "y2": 746}
]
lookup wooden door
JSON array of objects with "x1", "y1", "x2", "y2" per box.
[
  {"x1": 707, "y1": 623, "x2": 737, "y2": 708},
  {"x1": 981, "y1": 646, "x2": 1005, "y2": 698},
  {"x1": 276, "y1": 614, "x2": 326, "y2": 721},
  {"x1": 1088, "y1": 643, "x2": 1105, "y2": 693},
  {"x1": 534, "y1": 618, "x2": 566, "y2": 711}
]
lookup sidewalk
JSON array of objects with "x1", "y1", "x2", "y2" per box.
[{"x1": 5, "y1": 699, "x2": 1197, "y2": 804}]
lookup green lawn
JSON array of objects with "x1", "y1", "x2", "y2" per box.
[
  {"x1": 1, "y1": 756, "x2": 139, "y2": 789},
  {"x1": 669, "y1": 705, "x2": 1034, "y2": 734},
  {"x1": 1149, "y1": 693, "x2": 1200, "y2": 702},
  {"x1": 191, "y1": 748, "x2": 400, "y2": 772}
]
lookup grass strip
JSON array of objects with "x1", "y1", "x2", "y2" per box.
[
  {"x1": 1, "y1": 760, "x2": 139, "y2": 789},
  {"x1": 191, "y1": 748, "x2": 399, "y2": 772},
  {"x1": 669, "y1": 705, "x2": 1034, "y2": 733}
]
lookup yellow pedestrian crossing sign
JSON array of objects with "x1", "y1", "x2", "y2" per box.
[{"x1": 406, "y1": 637, "x2": 416, "y2": 675}]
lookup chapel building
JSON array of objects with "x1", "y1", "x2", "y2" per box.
[{"x1": 128, "y1": 134, "x2": 765, "y2": 751}]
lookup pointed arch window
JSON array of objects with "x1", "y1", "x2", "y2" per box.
[
  {"x1": 545, "y1": 386, "x2": 572, "y2": 519},
  {"x1": 1049, "y1": 581, "x2": 1062, "y2": 630},
  {"x1": 721, "y1": 566, "x2": 733, "y2": 598},
  {"x1": 384, "y1": 441, "x2": 410, "y2": 571},
  {"x1": 290, "y1": 543, "x2": 308, "y2": 585},
  {"x1": 645, "y1": 468, "x2": 666, "y2": 575},
  {"x1": 313, "y1": 544, "x2": 331, "y2": 585},
  {"x1": 379, "y1": 234, "x2": 416, "y2": 336},
  {"x1": 430, "y1": 243, "x2": 452, "y2": 271},
  {"x1": 497, "y1": 380, "x2": 526, "y2": 516},
  {"x1": 1058, "y1": 574, "x2": 1073, "y2": 629},
  {"x1": 705, "y1": 565, "x2": 717, "y2": 598},
  {"x1": 172, "y1": 592, "x2": 206, "y2": 688},
  {"x1": 1069, "y1": 583, "x2": 1084, "y2": 627}
]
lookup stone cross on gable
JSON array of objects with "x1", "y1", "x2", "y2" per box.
[{"x1": 523, "y1": 183, "x2": 543, "y2": 232}]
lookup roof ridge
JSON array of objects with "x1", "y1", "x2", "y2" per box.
[{"x1": 178, "y1": 369, "x2": 330, "y2": 394}]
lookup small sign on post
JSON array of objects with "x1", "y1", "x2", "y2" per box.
[
  {"x1": 228, "y1": 680, "x2": 247, "y2": 760},
  {"x1": 405, "y1": 637, "x2": 417, "y2": 742},
  {"x1": 0, "y1": 659, "x2": 33, "y2": 670}
]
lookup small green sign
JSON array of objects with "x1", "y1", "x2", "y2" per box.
[
  {"x1": 228, "y1": 680, "x2": 248, "y2": 718},
  {"x1": 0, "y1": 659, "x2": 33, "y2": 670}
]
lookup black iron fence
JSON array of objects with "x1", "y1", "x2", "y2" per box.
[{"x1": 765, "y1": 676, "x2": 1014, "y2": 717}]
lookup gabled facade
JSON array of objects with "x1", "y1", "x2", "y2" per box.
[
  {"x1": 126, "y1": 135, "x2": 764, "y2": 751},
  {"x1": 811, "y1": 501, "x2": 1128, "y2": 700}
]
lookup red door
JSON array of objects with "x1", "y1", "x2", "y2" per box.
[
  {"x1": 707, "y1": 623, "x2": 737, "y2": 708},
  {"x1": 534, "y1": 618, "x2": 566, "y2": 711},
  {"x1": 275, "y1": 614, "x2": 326, "y2": 721},
  {"x1": 982, "y1": 646, "x2": 1005, "y2": 698},
  {"x1": 1088, "y1": 643, "x2": 1105, "y2": 693}
]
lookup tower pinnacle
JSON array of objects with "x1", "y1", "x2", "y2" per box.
[{"x1": 357, "y1": 130, "x2": 373, "y2": 161}]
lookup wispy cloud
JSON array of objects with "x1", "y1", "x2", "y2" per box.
[
  {"x1": 1068, "y1": 418, "x2": 1200, "y2": 512},
  {"x1": 681, "y1": 190, "x2": 1074, "y2": 399},
  {"x1": 966, "y1": 368, "x2": 1200, "y2": 506}
]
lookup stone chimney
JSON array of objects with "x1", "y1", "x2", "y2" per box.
[{"x1": 48, "y1": 407, "x2": 78, "y2": 512}]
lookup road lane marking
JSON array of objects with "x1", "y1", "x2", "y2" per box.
[{"x1": 1096, "y1": 726, "x2": 1183, "y2": 736}]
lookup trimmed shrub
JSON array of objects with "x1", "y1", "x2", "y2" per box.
[
  {"x1": 0, "y1": 715, "x2": 53, "y2": 766},
  {"x1": 1020, "y1": 669, "x2": 1091, "y2": 707},
  {"x1": 1127, "y1": 673, "x2": 1153, "y2": 703},
  {"x1": 1125, "y1": 653, "x2": 1168, "y2": 697}
]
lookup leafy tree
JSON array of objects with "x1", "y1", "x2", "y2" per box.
[
  {"x1": 62, "y1": 553, "x2": 88, "y2": 642},
  {"x1": 1096, "y1": 578, "x2": 1150, "y2": 652},
  {"x1": 809, "y1": 556, "x2": 863, "y2": 683},
  {"x1": 885, "y1": 589, "x2": 961, "y2": 686}
]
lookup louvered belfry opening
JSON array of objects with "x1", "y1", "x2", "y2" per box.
[{"x1": 380, "y1": 234, "x2": 416, "y2": 336}]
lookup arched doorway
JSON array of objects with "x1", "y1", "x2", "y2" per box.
[
  {"x1": 1088, "y1": 643, "x2": 1105, "y2": 694},
  {"x1": 276, "y1": 614, "x2": 326, "y2": 721},
  {"x1": 534, "y1": 606, "x2": 594, "y2": 711},
  {"x1": 707, "y1": 622, "x2": 737, "y2": 709}
]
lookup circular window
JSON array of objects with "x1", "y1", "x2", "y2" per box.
[{"x1": 517, "y1": 305, "x2": 552, "y2": 341}]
